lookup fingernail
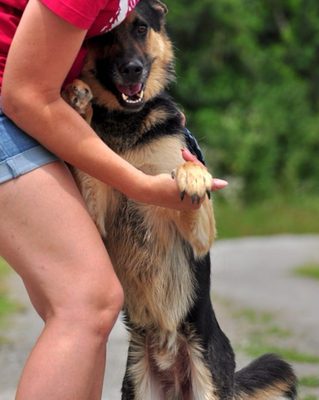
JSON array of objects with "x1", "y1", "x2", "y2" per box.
[{"x1": 213, "y1": 179, "x2": 228, "y2": 190}]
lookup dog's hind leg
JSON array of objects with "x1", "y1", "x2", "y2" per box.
[
  {"x1": 121, "y1": 354, "x2": 135, "y2": 400},
  {"x1": 121, "y1": 333, "x2": 164, "y2": 400},
  {"x1": 182, "y1": 253, "x2": 236, "y2": 400}
]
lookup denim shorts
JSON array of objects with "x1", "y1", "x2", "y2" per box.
[{"x1": 0, "y1": 97, "x2": 59, "y2": 184}]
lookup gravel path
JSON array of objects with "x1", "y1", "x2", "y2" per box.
[{"x1": 0, "y1": 234, "x2": 318, "y2": 399}]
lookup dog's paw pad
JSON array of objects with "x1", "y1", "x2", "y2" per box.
[{"x1": 172, "y1": 162, "x2": 212, "y2": 203}]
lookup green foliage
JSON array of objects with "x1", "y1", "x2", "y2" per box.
[
  {"x1": 232, "y1": 308, "x2": 273, "y2": 324},
  {"x1": 233, "y1": 305, "x2": 319, "y2": 363},
  {"x1": 243, "y1": 342, "x2": 319, "y2": 363},
  {"x1": 0, "y1": 258, "x2": 10, "y2": 288},
  {"x1": 0, "y1": 293, "x2": 18, "y2": 324},
  {"x1": 293, "y1": 263, "x2": 319, "y2": 281},
  {"x1": 301, "y1": 396, "x2": 318, "y2": 400},
  {"x1": 165, "y1": 0, "x2": 319, "y2": 203},
  {"x1": 299, "y1": 376, "x2": 319, "y2": 388},
  {"x1": 213, "y1": 195, "x2": 319, "y2": 238},
  {"x1": 0, "y1": 258, "x2": 19, "y2": 328},
  {"x1": 216, "y1": 296, "x2": 319, "y2": 367}
]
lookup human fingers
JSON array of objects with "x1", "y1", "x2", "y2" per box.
[
  {"x1": 149, "y1": 173, "x2": 204, "y2": 211},
  {"x1": 212, "y1": 179, "x2": 228, "y2": 191},
  {"x1": 181, "y1": 148, "x2": 228, "y2": 192},
  {"x1": 180, "y1": 112, "x2": 186, "y2": 126},
  {"x1": 178, "y1": 178, "x2": 228, "y2": 203},
  {"x1": 181, "y1": 147, "x2": 202, "y2": 165}
]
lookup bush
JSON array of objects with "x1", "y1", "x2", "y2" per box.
[{"x1": 165, "y1": 0, "x2": 319, "y2": 203}]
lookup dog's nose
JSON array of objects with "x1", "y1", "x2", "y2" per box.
[{"x1": 119, "y1": 60, "x2": 143, "y2": 80}]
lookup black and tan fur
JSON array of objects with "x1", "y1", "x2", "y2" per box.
[{"x1": 62, "y1": 0, "x2": 297, "y2": 398}]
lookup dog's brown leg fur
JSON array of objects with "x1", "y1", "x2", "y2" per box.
[
  {"x1": 61, "y1": 79, "x2": 93, "y2": 123},
  {"x1": 122, "y1": 136, "x2": 216, "y2": 255},
  {"x1": 178, "y1": 199, "x2": 215, "y2": 258}
]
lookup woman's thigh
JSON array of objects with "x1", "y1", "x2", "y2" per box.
[{"x1": 0, "y1": 161, "x2": 122, "y2": 321}]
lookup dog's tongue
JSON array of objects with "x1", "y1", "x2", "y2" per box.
[{"x1": 116, "y1": 84, "x2": 142, "y2": 96}]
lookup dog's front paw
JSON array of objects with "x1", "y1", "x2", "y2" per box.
[
  {"x1": 171, "y1": 161, "x2": 212, "y2": 204},
  {"x1": 61, "y1": 79, "x2": 93, "y2": 123}
]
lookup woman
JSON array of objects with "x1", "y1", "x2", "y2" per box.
[{"x1": 0, "y1": 0, "x2": 227, "y2": 398}]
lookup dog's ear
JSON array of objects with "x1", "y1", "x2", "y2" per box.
[
  {"x1": 153, "y1": 0, "x2": 168, "y2": 15},
  {"x1": 143, "y1": 0, "x2": 168, "y2": 32}
]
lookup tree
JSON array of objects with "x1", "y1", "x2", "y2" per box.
[{"x1": 165, "y1": 0, "x2": 319, "y2": 202}]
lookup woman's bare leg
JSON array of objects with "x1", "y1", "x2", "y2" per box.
[
  {"x1": 87, "y1": 346, "x2": 107, "y2": 399},
  {"x1": 0, "y1": 161, "x2": 123, "y2": 400}
]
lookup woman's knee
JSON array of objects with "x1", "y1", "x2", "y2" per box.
[
  {"x1": 67, "y1": 279, "x2": 123, "y2": 338},
  {"x1": 35, "y1": 271, "x2": 124, "y2": 341},
  {"x1": 93, "y1": 280, "x2": 124, "y2": 336}
]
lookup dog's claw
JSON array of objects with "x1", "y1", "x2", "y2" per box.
[{"x1": 174, "y1": 162, "x2": 213, "y2": 205}]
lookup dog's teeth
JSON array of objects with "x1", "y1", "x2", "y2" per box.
[{"x1": 121, "y1": 91, "x2": 143, "y2": 104}]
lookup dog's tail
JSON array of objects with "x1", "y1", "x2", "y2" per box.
[{"x1": 234, "y1": 353, "x2": 297, "y2": 399}]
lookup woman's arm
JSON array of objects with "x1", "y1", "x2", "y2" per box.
[{"x1": 1, "y1": 0, "x2": 225, "y2": 210}]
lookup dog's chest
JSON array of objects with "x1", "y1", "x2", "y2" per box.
[
  {"x1": 91, "y1": 106, "x2": 151, "y2": 153},
  {"x1": 91, "y1": 100, "x2": 185, "y2": 155},
  {"x1": 92, "y1": 121, "x2": 141, "y2": 153}
]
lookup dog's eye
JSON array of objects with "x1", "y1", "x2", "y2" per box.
[{"x1": 137, "y1": 24, "x2": 148, "y2": 34}]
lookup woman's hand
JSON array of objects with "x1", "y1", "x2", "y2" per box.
[
  {"x1": 136, "y1": 172, "x2": 205, "y2": 211},
  {"x1": 132, "y1": 148, "x2": 228, "y2": 211}
]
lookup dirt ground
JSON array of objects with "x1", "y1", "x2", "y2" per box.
[{"x1": 0, "y1": 234, "x2": 318, "y2": 400}]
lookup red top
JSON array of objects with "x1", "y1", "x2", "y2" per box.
[{"x1": 0, "y1": 0, "x2": 139, "y2": 91}]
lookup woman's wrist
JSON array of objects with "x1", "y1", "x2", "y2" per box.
[
  {"x1": 120, "y1": 168, "x2": 152, "y2": 204},
  {"x1": 123, "y1": 170, "x2": 171, "y2": 206}
]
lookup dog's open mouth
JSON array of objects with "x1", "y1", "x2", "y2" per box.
[{"x1": 116, "y1": 83, "x2": 144, "y2": 106}]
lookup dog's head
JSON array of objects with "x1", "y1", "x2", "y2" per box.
[{"x1": 81, "y1": 0, "x2": 174, "y2": 112}]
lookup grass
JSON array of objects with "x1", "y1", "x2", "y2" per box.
[
  {"x1": 264, "y1": 325, "x2": 291, "y2": 338},
  {"x1": 213, "y1": 195, "x2": 319, "y2": 239},
  {"x1": 243, "y1": 342, "x2": 319, "y2": 363},
  {"x1": 215, "y1": 297, "x2": 319, "y2": 365},
  {"x1": 0, "y1": 258, "x2": 21, "y2": 330},
  {"x1": 237, "y1": 310, "x2": 319, "y2": 363},
  {"x1": 299, "y1": 376, "x2": 319, "y2": 388},
  {"x1": 293, "y1": 263, "x2": 319, "y2": 281},
  {"x1": 232, "y1": 308, "x2": 273, "y2": 324},
  {"x1": 228, "y1": 303, "x2": 319, "y2": 397}
]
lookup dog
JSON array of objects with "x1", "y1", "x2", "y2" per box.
[{"x1": 62, "y1": 0, "x2": 298, "y2": 398}]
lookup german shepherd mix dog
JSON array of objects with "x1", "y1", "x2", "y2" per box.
[{"x1": 62, "y1": 0, "x2": 297, "y2": 398}]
